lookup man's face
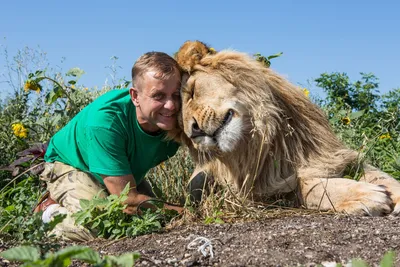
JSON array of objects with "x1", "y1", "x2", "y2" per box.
[{"x1": 130, "y1": 71, "x2": 181, "y2": 133}]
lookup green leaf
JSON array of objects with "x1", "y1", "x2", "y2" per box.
[
  {"x1": 52, "y1": 246, "x2": 93, "y2": 261},
  {"x1": 72, "y1": 247, "x2": 102, "y2": 264},
  {"x1": 35, "y1": 70, "x2": 44, "y2": 77},
  {"x1": 112, "y1": 228, "x2": 121, "y2": 235},
  {"x1": 72, "y1": 210, "x2": 91, "y2": 225},
  {"x1": 120, "y1": 183, "x2": 131, "y2": 197},
  {"x1": 5, "y1": 205, "x2": 15, "y2": 212},
  {"x1": 46, "y1": 213, "x2": 66, "y2": 231},
  {"x1": 350, "y1": 258, "x2": 369, "y2": 267},
  {"x1": 91, "y1": 220, "x2": 101, "y2": 228},
  {"x1": 267, "y1": 52, "x2": 283, "y2": 60},
  {"x1": 50, "y1": 257, "x2": 71, "y2": 267},
  {"x1": 79, "y1": 199, "x2": 90, "y2": 210},
  {"x1": 105, "y1": 252, "x2": 140, "y2": 267},
  {"x1": 103, "y1": 220, "x2": 112, "y2": 228},
  {"x1": 380, "y1": 250, "x2": 395, "y2": 267},
  {"x1": 91, "y1": 198, "x2": 109, "y2": 208},
  {"x1": 0, "y1": 246, "x2": 40, "y2": 262},
  {"x1": 349, "y1": 110, "x2": 365, "y2": 120},
  {"x1": 66, "y1": 67, "x2": 85, "y2": 78},
  {"x1": 214, "y1": 218, "x2": 225, "y2": 224},
  {"x1": 52, "y1": 113, "x2": 62, "y2": 126},
  {"x1": 204, "y1": 217, "x2": 214, "y2": 224},
  {"x1": 45, "y1": 86, "x2": 65, "y2": 105},
  {"x1": 123, "y1": 80, "x2": 131, "y2": 88},
  {"x1": 68, "y1": 80, "x2": 76, "y2": 85}
]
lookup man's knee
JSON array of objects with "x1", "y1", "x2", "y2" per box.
[{"x1": 42, "y1": 162, "x2": 106, "y2": 211}]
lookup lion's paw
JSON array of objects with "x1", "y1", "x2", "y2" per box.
[
  {"x1": 387, "y1": 186, "x2": 400, "y2": 216},
  {"x1": 335, "y1": 183, "x2": 392, "y2": 216}
]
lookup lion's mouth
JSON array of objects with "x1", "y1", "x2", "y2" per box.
[
  {"x1": 214, "y1": 109, "x2": 234, "y2": 137},
  {"x1": 189, "y1": 109, "x2": 236, "y2": 152},
  {"x1": 190, "y1": 109, "x2": 234, "y2": 139}
]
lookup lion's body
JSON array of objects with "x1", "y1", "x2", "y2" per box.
[{"x1": 173, "y1": 41, "x2": 400, "y2": 216}]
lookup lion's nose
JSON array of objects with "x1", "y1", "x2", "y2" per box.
[{"x1": 190, "y1": 119, "x2": 206, "y2": 138}]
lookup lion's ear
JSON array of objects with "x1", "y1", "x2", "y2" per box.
[{"x1": 175, "y1": 41, "x2": 215, "y2": 72}]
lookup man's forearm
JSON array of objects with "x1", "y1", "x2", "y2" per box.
[
  {"x1": 102, "y1": 174, "x2": 138, "y2": 196},
  {"x1": 102, "y1": 174, "x2": 151, "y2": 214},
  {"x1": 102, "y1": 174, "x2": 183, "y2": 214}
]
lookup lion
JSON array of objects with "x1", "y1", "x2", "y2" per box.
[{"x1": 171, "y1": 40, "x2": 400, "y2": 216}]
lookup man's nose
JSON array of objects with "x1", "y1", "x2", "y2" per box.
[{"x1": 164, "y1": 98, "x2": 177, "y2": 110}]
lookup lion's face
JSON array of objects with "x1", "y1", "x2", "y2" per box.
[{"x1": 180, "y1": 71, "x2": 250, "y2": 153}]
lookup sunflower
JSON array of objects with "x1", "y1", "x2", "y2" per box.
[
  {"x1": 12, "y1": 123, "x2": 28, "y2": 138},
  {"x1": 341, "y1": 117, "x2": 351, "y2": 125},
  {"x1": 24, "y1": 79, "x2": 42, "y2": 93},
  {"x1": 209, "y1": 47, "x2": 217, "y2": 54},
  {"x1": 302, "y1": 88, "x2": 310, "y2": 97},
  {"x1": 379, "y1": 133, "x2": 391, "y2": 140}
]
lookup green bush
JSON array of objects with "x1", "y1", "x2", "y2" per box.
[{"x1": 313, "y1": 72, "x2": 399, "y2": 179}]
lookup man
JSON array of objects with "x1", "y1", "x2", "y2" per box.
[{"x1": 36, "y1": 52, "x2": 184, "y2": 241}]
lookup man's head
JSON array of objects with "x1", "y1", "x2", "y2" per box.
[{"x1": 130, "y1": 52, "x2": 181, "y2": 133}]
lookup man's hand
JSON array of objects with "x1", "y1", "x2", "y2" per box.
[{"x1": 164, "y1": 203, "x2": 184, "y2": 214}]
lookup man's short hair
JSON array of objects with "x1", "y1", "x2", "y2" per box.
[{"x1": 131, "y1": 52, "x2": 181, "y2": 89}]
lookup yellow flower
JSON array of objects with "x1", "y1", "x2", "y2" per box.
[
  {"x1": 12, "y1": 123, "x2": 28, "y2": 138},
  {"x1": 84, "y1": 87, "x2": 89, "y2": 91},
  {"x1": 302, "y1": 88, "x2": 310, "y2": 97},
  {"x1": 71, "y1": 84, "x2": 75, "y2": 89},
  {"x1": 209, "y1": 47, "x2": 216, "y2": 54},
  {"x1": 56, "y1": 125, "x2": 60, "y2": 130},
  {"x1": 24, "y1": 80, "x2": 41, "y2": 93},
  {"x1": 379, "y1": 133, "x2": 391, "y2": 140},
  {"x1": 341, "y1": 117, "x2": 351, "y2": 125}
]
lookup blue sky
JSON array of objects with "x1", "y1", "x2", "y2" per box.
[{"x1": 1, "y1": 1, "x2": 399, "y2": 99}]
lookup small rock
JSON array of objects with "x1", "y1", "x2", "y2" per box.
[{"x1": 166, "y1": 257, "x2": 177, "y2": 264}]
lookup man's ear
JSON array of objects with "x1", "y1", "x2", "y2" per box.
[{"x1": 129, "y1": 87, "x2": 139, "y2": 107}]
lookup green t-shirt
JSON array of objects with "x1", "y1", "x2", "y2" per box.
[{"x1": 45, "y1": 88, "x2": 180, "y2": 185}]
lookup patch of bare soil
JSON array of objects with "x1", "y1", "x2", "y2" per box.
[
  {"x1": 1, "y1": 214, "x2": 399, "y2": 266},
  {"x1": 83, "y1": 214, "x2": 400, "y2": 266}
]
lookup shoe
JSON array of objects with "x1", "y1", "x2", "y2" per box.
[
  {"x1": 33, "y1": 191, "x2": 57, "y2": 213},
  {"x1": 41, "y1": 204, "x2": 68, "y2": 223}
]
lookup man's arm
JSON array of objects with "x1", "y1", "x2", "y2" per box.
[
  {"x1": 102, "y1": 174, "x2": 151, "y2": 214},
  {"x1": 102, "y1": 174, "x2": 183, "y2": 214}
]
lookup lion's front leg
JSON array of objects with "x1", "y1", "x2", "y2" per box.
[
  {"x1": 298, "y1": 177, "x2": 392, "y2": 216},
  {"x1": 360, "y1": 165, "x2": 400, "y2": 215},
  {"x1": 187, "y1": 166, "x2": 214, "y2": 204}
]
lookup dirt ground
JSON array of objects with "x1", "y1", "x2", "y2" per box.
[
  {"x1": 80, "y1": 213, "x2": 400, "y2": 267},
  {"x1": 1, "y1": 213, "x2": 399, "y2": 266}
]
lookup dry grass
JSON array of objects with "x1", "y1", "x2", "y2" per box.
[{"x1": 145, "y1": 149, "x2": 336, "y2": 226}]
